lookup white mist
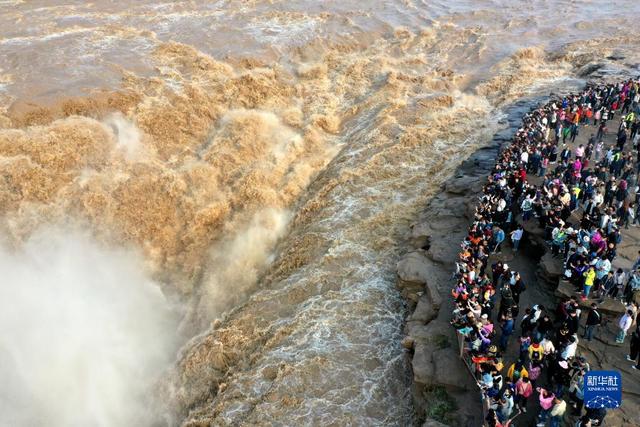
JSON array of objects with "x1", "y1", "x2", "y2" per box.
[{"x1": 0, "y1": 227, "x2": 179, "y2": 427}]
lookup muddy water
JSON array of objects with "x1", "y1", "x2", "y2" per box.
[{"x1": 1, "y1": 1, "x2": 640, "y2": 426}]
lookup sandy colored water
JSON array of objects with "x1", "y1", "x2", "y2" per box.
[{"x1": 1, "y1": 1, "x2": 640, "y2": 426}]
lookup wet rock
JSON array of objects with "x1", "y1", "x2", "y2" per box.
[
  {"x1": 397, "y1": 251, "x2": 431, "y2": 306},
  {"x1": 432, "y1": 346, "x2": 475, "y2": 392},
  {"x1": 443, "y1": 196, "x2": 468, "y2": 213},
  {"x1": 410, "y1": 320, "x2": 473, "y2": 393},
  {"x1": 577, "y1": 62, "x2": 605, "y2": 77},
  {"x1": 612, "y1": 256, "x2": 633, "y2": 271},
  {"x1": 464, "y1": 198, "x2": 477, "y2": 221},
  {"x1": 426, "y1": 280, "x2": 443, "y2": 312},
  {"x1": 488, "y1": 251, "x2": 515, "y2": 263},
  {"x1": 402, "y1": 336, "x2": 415, "y2": 350},
  {"x1": 615, "y1": 241, "x2": 639, "y2": 264},
  {"x1": 397, "y1": 251, "x2": 430, "y2": 286},
  {"x1": 459, "y1": 151, "x2": 496, "y2": 174},
  {"x1": 422, "y1": 419, "x2": 449, "y2": 427},
  {"x1": 555, "y1": 280, "x2": 624, "y2": 316},
  {"x1": 408, "y1": 293, "x2": 438, "y2": 324},
  {"x1": 426, "y1": 238, "x2": 452, "y2": 264},
  {"x1": 407, "y1": 291, "x2": 424, "y2": 306},
  {"x1": 607, "y1": 53, "x2": 626, "y2": 61},
  {"x1": 444, "y1": 175, "x2": 483, "y2": 195},
  {"x1": 538, "y1": 252, "x2": 563, "y2": 285},
  {"x1": 412, "y1": 340, "x2": 435, "y2": 387},
  {"x1": 262, "y1": 366, "x2": 278, "y2": 380},
  {"x1": 409, "y1": 222, "x2": 431, "y2": 250}
]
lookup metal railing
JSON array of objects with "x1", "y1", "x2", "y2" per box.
[{"x1": 455, "y1": 330, "x2": 524, "y2": 426}]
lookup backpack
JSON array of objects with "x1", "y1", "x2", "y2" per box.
[
  {"x1": 531, "y1": 347, "x2": 542, "y2": 361},
  {"x1": 512, "y1": 369, "x2": 521, "y2": 381},
  {"x1": 529, "y1": 364, "x2": 541, "y2": 380}
]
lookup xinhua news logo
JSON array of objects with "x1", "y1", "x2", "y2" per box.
[{"x1": 584, "y1": 370, "x2": 622, "y2": 409}]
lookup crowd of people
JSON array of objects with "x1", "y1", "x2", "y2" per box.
[{"x1": 448, "y1": 79, "x2": 640, "y2": 427}]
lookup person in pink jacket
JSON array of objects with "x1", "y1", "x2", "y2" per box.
[
  {"x1": 535, "y1": 387, "x2": 555, "y2": 426},
  {"x1": 514, "y1": 376, "x2": 533, "y2": 413}
]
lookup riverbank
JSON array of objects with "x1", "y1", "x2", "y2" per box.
[
  {"x1": 398, "y1": 82, "x2": 640, "y2": 426},
  {"x1": 396, "y1": 100, "x2": 538, "y2": 427}
]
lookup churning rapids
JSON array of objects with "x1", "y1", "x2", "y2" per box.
[{"x1": 1, "y1": 1, "x2": 640, "y2": 426}]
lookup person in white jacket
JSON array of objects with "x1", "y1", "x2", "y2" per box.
[
  {"x1": 616, "y1": 309, "x2": 634, "y2": 343},
  {"x1": 561, "y1": 335, "x2": 578, "y2": 360}
]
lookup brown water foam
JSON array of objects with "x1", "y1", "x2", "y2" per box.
[
  {"x1": 155, "y1": 34, "x2": 640, "y2": 423},
  {"x1": 0, "y1": 25, "x2": 499, "y2": 425},
  {"x1": 155, "y1": 40, "x2": 580, "y2": 426},
  {"x1": 0, "y1": 40, "x2": 342, "y2": 325},
  {"x1": 3, "y1": 13, "x2": 640, "y2": 425},
  {"x1": 0, "y1": 23, "x2": 494, "y2": 324}
]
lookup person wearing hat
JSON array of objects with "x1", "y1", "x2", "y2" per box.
[
  {"x1": 511, "y1": 274, "x2": 526, "y2": 305},
  {"x1": 549, "y1": 357, "x2": 571, "y2": 396}
]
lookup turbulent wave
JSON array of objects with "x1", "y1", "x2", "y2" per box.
[{"x1": 1, "y1": 1, "x2": 640, "y2": 426}]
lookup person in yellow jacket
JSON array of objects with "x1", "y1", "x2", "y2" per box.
[
  {"x1": 582, "y1": 266, "x2": 596, "y2": 300},
  {"x1": 528, "y1": 340, "x2": 544, "y2": 362},
  {"x1": 507, "y1": 359, "x2": 528, "y2": 382},
  {"x1": 626, "y1": 111, "x2": 635, "y2": 128}
]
